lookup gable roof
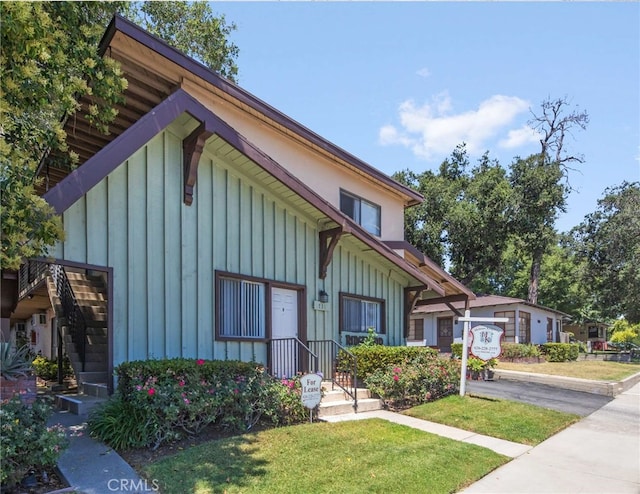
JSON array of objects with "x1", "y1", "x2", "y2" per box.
[
  {"x1": 38, "y1": 14, "x2": 422, "y2": 208},
  {"x1": 412, "y1": 294, "x2": 570, "y2": 318},
  {"x1": 40, "y1": 15, "x2": 476, "y2": 300},
  {"x1": 43, "y1": 88, "x2": 451, "y2": 294}
]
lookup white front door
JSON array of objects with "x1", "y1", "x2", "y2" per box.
[{"x1": 271, "y1": 287, "x2": 298, "y2": 377}]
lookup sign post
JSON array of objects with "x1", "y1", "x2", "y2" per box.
[
  {"x1": 300, "y1": 373, "x2": 322, "y2": 422},
  {"x1": 458, "y1": 311, "x2": 508, "y2": 396}
]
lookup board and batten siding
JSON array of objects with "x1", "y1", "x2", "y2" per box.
[{"x1": 52, "y1": 123, "x2": 412, "y2": 367}]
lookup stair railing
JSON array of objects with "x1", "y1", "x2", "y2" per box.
[
  {"x1": 18, "y1": 260, "x2": 49, "y2": 299},
  {"x1": 50, "y1": 265, "x2": 88, "y2": 372},
  {"x1": 267, "y1": 337, "x2": 318, "y2": 379},
  {"x1": 308, "y1": 339, "x2": 358, "y2": 412}
]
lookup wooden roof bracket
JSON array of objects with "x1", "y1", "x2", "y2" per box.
[
  {"x1": 183, "y1": 122, "x2": 213, "y2": 205},
  {"x1": 446, "y1": 302, "x2": 465, "y2": 318},
  {"x1": 404, "y1": 285, "x2": 427, "y2": 338},
  {"x1": 319, "y1": 226, "x2": 343, "y2": 279}
]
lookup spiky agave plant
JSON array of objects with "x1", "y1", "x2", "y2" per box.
[{"x1": 0, "y1": 342, "x2": 33, "y2": 381}]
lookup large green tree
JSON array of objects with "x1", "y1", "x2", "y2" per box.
[
  {"x1": 570, "y1": 182, "x2": 640, "y2": 323},
  {"x1": 1, "y1": 1, "x2": 238, "y2": 270},
  {"x1": 508, "y1": 153, "x2": 565, "y2": 304},
  {"x1": 395, "y1": 145, "x2": 511, "y2": 287},
  {"x1": 516, "y1": 97, "x2": 589, "y2": 304}
]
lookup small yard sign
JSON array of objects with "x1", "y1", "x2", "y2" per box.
[
  {"x1": 300, "y1": 373, "x2": 322, "y2": 409},
  {"x1": 458, "y1": 311, "x2": 508, "y2": 397},
  {"x1": 469, "y1": 325, "x2": 504, "y2": 362}
]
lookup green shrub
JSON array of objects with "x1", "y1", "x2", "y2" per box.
[
  {"x1": 88, "y1": 395, "x2": 156, "y2": 450},
  {"x1": 90, "y1": 358, "x2": 310, "y2": 451},
  {"x1": 337, "y1": 346, "x2": 438, "y2": 381},
  {"x1": 0, "y1": 343, "x2": 33, "y2": 381},
  {"x1": 0, "y1": 397, "x2": 68, "y2": 488},
  {"x1": 32, "y1": 355, "x2": 74, "y2": 381},
  {"x1": 451, "y1": 343, "x2": 463, "y2": 358},
  {"x1": 364, "y1": 354, "x2": 459, "y2": 409},
  {"x1": 261, "y1": 376, "x2": 312, "y2": 427},
  {"x1": 500, "y1": 343, "x2": 542, "y2": 360},
  {"x1": 541, "y1": 343, "x2": 580, "y2": 362}
]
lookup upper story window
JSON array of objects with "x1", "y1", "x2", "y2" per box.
[{"x1": 340, "y1": 190, "x2": 381, "y2": 236}]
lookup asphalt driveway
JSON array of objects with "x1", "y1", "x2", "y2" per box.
[{"x1": 465, "y1": 378, "x2": 613, "y2": 416}]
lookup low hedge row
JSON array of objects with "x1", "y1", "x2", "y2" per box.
[
  {"x1": 337, "y1": 345, "x2": 438, "y2": 381},
  {"x1": 453, "y1": 342, "x2": 582, "y2": 362},
  {"x1": 540, "y1": 343, "x2": 580, "y2": 362},
  {"x1": 364, "y1": 353, "x2": 460, "y2": 410},
  {"x1": 89, "y1": 358, "x2": 309, "y2": 451}
]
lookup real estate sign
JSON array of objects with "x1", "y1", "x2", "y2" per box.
[
  {"x1": 469, "y1": 325, "x2": 504, "y2": 361},
  {"x1": 300, "y1": 373, "x2": 322, "y2": 409}
]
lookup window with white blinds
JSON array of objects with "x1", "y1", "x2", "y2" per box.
[
  {"x1": 341, "y1": 294, "x2": 384, "y2": 333},
  {"x1": 219, "y1": 277, "x2": 266, "y2": 339}
]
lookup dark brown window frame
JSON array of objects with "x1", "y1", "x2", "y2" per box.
[
  {"x1": 214, "y1": 270, "x2": 305, "y2": 343},
  {"x1": 339, "y1": 189, "x2": 382, "y2": 237},
  {"x1": 408, "y1": 318, "x2": 424, "y2": 341},
  {"x1": 338, "y1": 292, "x2": 386, "y2": 334}
]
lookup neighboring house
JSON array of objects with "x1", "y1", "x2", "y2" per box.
[
  {"x1": 564, "y1": 321, "x2": 609, "y2": 349},
  {"x1": 0, "y1": 15, "x2": 473, "y2": 392},
  {"x1": 409, "y1": 294, "x2": 569, "y2": 352}
]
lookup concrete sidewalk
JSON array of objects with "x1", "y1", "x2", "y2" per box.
[
  {"x1": 461, "y1": 382, "x2": 640, "y2": 493},
  {"x1": 48, "y1": 410, "x2": 145, "y2": 494}
]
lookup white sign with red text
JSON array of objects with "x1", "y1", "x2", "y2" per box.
[{"x1": 469, "y1": 325, "x2": 504, "y2": 361}]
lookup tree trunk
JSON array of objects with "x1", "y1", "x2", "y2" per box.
[{"x1": 528, "y1": 251, "x2": 542, "y2": 304}]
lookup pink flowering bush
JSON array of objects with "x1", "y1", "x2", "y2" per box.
[
  {"x1": 364, "y1": 353, "x2": 460, "y2": 410},
  {"x1": 0, "y1": 396, "x2": 68, "y2": 488},
  {"x1": 89, "y1": 358, "x2": 309, "y2": 451}
]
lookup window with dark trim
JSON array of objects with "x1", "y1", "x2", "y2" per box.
[
  {"x1": 519, "y1": 311, "x2": 531, "y2": 343},
  {"x1": 339, "y1": 293, "x2": 385, "y2": 333},
  {"x1": 408, "y1": 318, "x2": 424, "y2": 340},
  {"x1": 340, "y1": 190, "x2": 381, "y2": 236},
  {"x1": 216, "y1": 273, "x2": 266, "y2": 340},
  {"x1": 495, "y1": 311, "x2": 515, "y2": 342}
]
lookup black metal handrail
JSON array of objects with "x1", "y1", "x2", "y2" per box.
[
  {"x1": 267, "y1": 337, "x2": 318, "y2": 379},
  {"x1": 308, "y1": 339, "x2": 358, "y2": 412},
  {"x1": 50, "y1": 265, "x2": 88, "y2": 372},
  {"x1": 18, "y1": 260, "x2": 48, "y2": 299}
]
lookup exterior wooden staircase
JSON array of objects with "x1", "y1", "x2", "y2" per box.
[{"x1": 48, "y1": 268, "x2": 110, "y2": 415}]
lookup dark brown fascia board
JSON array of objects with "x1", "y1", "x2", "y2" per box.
[
  {"x1": 43, "y1": 88, "x2": 440, "y2": 291},
  {"x1": 100, "y1": 14, "x2": 423, "y2": 207},
  {"x1": 384, "y1": 240, "x2": 475, "y2": 300}
]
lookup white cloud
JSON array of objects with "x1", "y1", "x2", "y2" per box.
[
  {"x1": 379, "y1": 93, "x2": 531, "y2": 161},
  {"x1": 416, "y1": 67, "x2": 431, "y2": 78},
  {"x1": 499, "y1": 125, "x2": 541, "y2": 149}
]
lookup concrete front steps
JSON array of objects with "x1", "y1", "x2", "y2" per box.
[
  {"x1": 56, "y1": 393, "x2": 106, "y2": 417},
  {"x1": 56, "y1": 377, "x2": 109, "y2": 416},
  {"x1": 319, "y1": 382, "x2": 383, "y2": 418}
]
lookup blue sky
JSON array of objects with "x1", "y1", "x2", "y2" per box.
[{"x1": 213, "y1": 2, "x2": 639, "y2": 233}]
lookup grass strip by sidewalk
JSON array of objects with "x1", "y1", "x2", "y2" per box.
[
  {"x1": 496, "y1": 360, "x2": 640, "y2": 381},
  {"x1": 142, "y1": 419, "x2": 508, "y2": 494},
  {"x1": 405, "y1": 395, "x2": 580, "y2": 445}
]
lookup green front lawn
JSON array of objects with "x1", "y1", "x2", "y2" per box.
[
  {"x1": 142, "y1": 419, "x2": 508, "y2": 494},
  {"x1": 404, "y1": 395, "x2": 580, "y2": 445},
  {"x1": 496, "y1": 360, "x2": 640, "y2": 381}
]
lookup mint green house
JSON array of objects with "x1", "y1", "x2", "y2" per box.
[{"x1": 1, "y1": 16, "x2": 473, "y2": 393}]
